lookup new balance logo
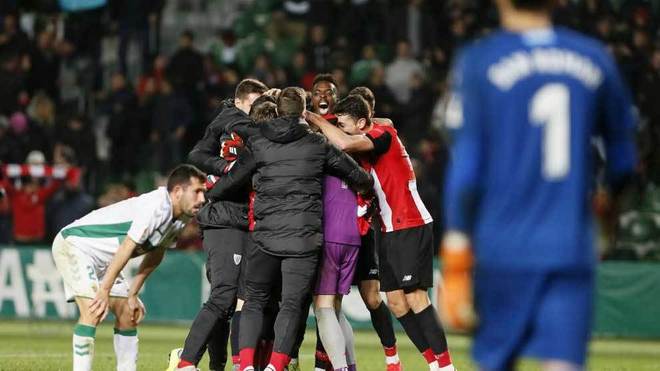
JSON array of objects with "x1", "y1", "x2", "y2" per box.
[{"x1": 402, "y1": 275, "x2": 412, "y2": 282}]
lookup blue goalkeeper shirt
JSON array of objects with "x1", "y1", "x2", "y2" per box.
[{"x1": 444, "y1": 26, "x2": 636, "y2": 271}]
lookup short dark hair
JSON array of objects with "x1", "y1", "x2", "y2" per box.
[
  {"x1": 167, "y1": 164, "x2": 206, "y2": 191},
  {"x1": 348, "y1": 87, "x2": 375, "y2": 112},
  {"x1": 510, "y1": 0, "x2": 554, "y2": 11},
  {"x1": 333, "y1": 95, "x2": 371, "y2": 123},
  {"x1": 250, "y1": 95, "x2": 278, "y2": 123},
  {"x1": 312, "y1": 73, "x2": 337, "y2": 88},
  {"x1": 234, "y1": 78, "x2": 268, "y2": 100},
  {"x1": 277, "y1": 87, "x2": 306, "y2": 117}
]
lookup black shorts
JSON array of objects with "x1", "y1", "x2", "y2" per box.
[
  {"x1": 379, "y1": 223, "x2": 434, "y2": 292},
  {"x1": 353, "y1": 226, "x2": 380, "y2": 283}
]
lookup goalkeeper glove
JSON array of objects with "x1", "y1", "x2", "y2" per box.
[
  {"x1": 356, "y1": 194, "x2": 373, "y2": 236},
  {"x1": 220, "y1": 132, "x2": 244, "y2": 161},
  {"x1": 439, "y1": 231, "x2": 477, "y2": 331}
]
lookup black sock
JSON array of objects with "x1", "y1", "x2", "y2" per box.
[
  {"x1": 314, "y1": 322, "x2": 331, "y2": 368},
  {"x1": 208, "y1": 319, "x2": 230, "y2": 370},
  {"x1": 396, "y1": 310, "x2": 429, "y2": 353},
  {"x1": 415, "y1": 305, "x2": 449, "y2": 354},
  {"x1": 369, "y1": 302, "x2": 397, "y2": 348},
  {"x1": 230, "y1": 310, "x2": 241, "y2": 358}
]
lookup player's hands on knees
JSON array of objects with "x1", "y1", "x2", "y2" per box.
[
  {"x1": 89, "y1": 290, "x2": 110, "y2": 322},
  {"x1": 439, "y1": 231, "x2": 477, "y2": 332},
  {"x1": 128, "y1": 295, "x2": 146, "y2": 325}
]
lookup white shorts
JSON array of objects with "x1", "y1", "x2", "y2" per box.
[{"x1": 52, "y1": 233, "x2": 130, "y2": 302}]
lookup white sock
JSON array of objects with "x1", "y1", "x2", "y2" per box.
[
  {"x1": 336, "y1": 310, "x2": 356, "y2": 367},
  {"x1": 73, "y1": 324, "x2": 96, "y2": 371},
  {"x1": 439, "y1": 364, "x2": 456, "y2": 371},
  {"x1": 113, "y1": 328, "x2": 139, "y2": 371},
  {"x1": 386, "y1": 354, "x2": 400, "y2": 365},
  {"x1": 428, "y1": 360, "x2": 442, "y2": 371},
  {"x1": 316, "y1": 307, "x2": 348, "y2": 369}
]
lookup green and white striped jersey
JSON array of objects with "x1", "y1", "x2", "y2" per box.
[{"x1": 60, "y1": 187, "x2": 189, "y2": 265}]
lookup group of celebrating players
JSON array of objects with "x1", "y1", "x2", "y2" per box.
[
  {"x1": 51, "y1": 0, "x2": 638, "y2": 370},
  {"x1": 169, "y1": 74, "x2": 455, "y2": 371}
]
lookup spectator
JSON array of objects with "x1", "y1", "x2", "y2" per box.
[
  {"x1": 0, "y1": 13, "x2": 30, "y2": 57},
  {"x1": 330, "y1": 67, "x2": 349, "y2": 98},
  {"x1": 46, "y1": 145, "x2": 94, "y2": 240},
  {"x1": 328, "y1": 35, "x2": 353, "y2": 72},
  {"x1": 349, "y1": 44, "x2": 381, "y2": 87},
  {"x1": 250, "y1": 53, "x2": 276, "y2": 88},
  {"x1": 386, "y1": 0, "x2": 439, "y2": 58},
  {"x1": 110, "y1": 0, "x2": 165, "y2": 76},
  {"x1": 0, "y1": 114, "x2": 23, "y2": 163},
  {"x1": 55, "y1": 115, "x2": 97, "y2": 173},
  {"x1": 366, "y1": 64, "x2": 398, "y2": 119},
  {"x1": 399, "y1": 72, "x2": 434, "y2": 144},
  {"x1": 150, "y1": 79, "x2": 192, "y2": 174},
  {"x1": 62, "y1": 0, "x2": 106, "y2": 91},
  {"x1": 137, "y1": 54, "x2": 167, "y2": 99},
  {"x1": 25, "y1": 92, "x2": 56, "y2": 160},
  {"x1": 167, "y1": 29, "x2": 205, "y2": 94},
  {"x1": 0, "y1": 50, "x2": 27, "y2": 115},
  {"x1": 1, "y1": 150, "x2": 63, "y2": 244},
  {"x1": 287, "y1": 50, "x2": 315, "y2": 89},
  {"x1": 8, "y1": 112, "x2": 30, "y2": 161},
  {"x1": 208, "y1": 29, "x2": 238, "y2": 69},
  {"x1": 105, "y1": 72, "x2": 139, "y2": 178},
  {"x1": 26, "y1": 28, "x2": 61, "y2": 102},
  {"x1": 304, "y1": 24, "x2": 331, "y2": 72},
  {"x1": 385, "y1": 40, "x2": 424, "y2": 105}
]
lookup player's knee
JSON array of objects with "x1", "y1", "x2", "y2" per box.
[
  {"x1": 244, "y1": 290, "x2": 270, "y2": 310},
  {"x1": 404, "y1": 289, "x2": 431, "y2": 312},
  {"x1": 313, "y1": 295, "x2": 335, "y2": 309},
  {"x1": 206, "y1": 289, "x2": 236, "y2": 312},
  {"x1": 359, "y1": 281, "x2": 382, "y2": 309},
  {"x1": 115, "y1": 311, "x2": 134, "y2": 329},
  {"x1": 385, "y1": 295, "x2": 408, "y2": 317},
  {"x1": 78, "y1": 310, "x2": 101, "y2": 326},
  {"x1": 76, "y1": 299, "x2": 102, "y2": 326}
]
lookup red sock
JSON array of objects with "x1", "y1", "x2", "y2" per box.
[
  {"x1": 422, "y1": 348, "x2": 437, "y2": 364},
  {"x1": 437, "y1": 351, "x2": 453, "y2": 367},
  {"x1": 232, "y1": 355, "x2": 240, "y2": 365},
  {"x1": 315, "y1": 350, "x2": 331, "y2": 363},
  {"x1": 239, "y1": 348, "x2": 255, "y2": 370},
  {"x1": 267, "y1": 351, "x2": 291, "y2": 371},
  {"x1": 384, "y1": 345, "x2": 398, "y2": 357},
  {"x1": 177, "y1": 359, "x2": 194, "y2": 368}
]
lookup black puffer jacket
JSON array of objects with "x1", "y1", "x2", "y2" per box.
[
  {"x1": 188, "y1": 100, "x2": 255, "y2": 230},
  {"x1": 209, "y1": 116, "x2": 373, "y2": 257}
]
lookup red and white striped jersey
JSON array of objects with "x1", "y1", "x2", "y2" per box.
[{"x1": 361, "y1": 123, "x2": 432, "y2": 232}]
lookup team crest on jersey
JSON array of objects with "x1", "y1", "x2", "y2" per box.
[{"x1": 233, "y1": 254, "x2": 242, "y2": 265}]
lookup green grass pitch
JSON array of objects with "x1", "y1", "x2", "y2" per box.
[{"x1": 1, "y1": 320, "x2": 660, "y2": 370}]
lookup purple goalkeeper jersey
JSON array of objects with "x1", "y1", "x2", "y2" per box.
[{"x1": 323, "y1": 176, "x2": 360, "y2": 246}]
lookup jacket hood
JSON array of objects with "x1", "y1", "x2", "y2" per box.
[{"x1": 260, "y1": 116, "x2": 309, "y2": 143}]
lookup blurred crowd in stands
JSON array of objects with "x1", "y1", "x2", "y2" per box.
[{"x1": 0, "y1": 0, "x2": 658, "y2": 257}]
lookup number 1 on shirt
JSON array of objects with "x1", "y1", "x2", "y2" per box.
[{"x1": 530, "y1": 83, "x2": 570, "y2": 181}]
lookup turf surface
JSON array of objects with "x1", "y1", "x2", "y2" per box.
[{"x1": 1, "y1": 320, "x2": 659, "y2": 370}]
